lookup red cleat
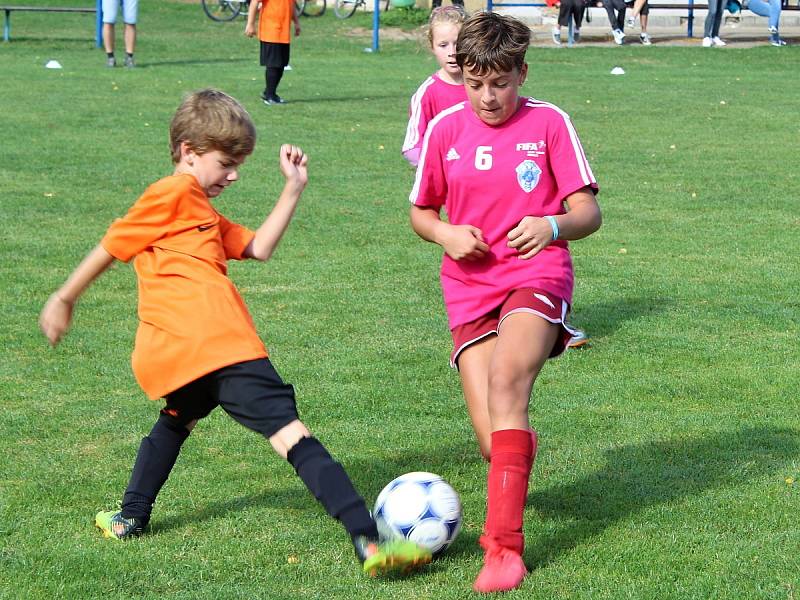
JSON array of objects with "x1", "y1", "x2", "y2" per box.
[{"x1": 472, "y1": 545, "x2": 528, "y2": 593}]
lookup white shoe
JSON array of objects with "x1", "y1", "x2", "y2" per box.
[
  {"x1": 702, "y1": 36, "x2": 713, "y2": 47},
  {"x1": 626, "y1": 14, "x2": 635, "y2": 27},
  {"x1": 552, "y1": 27, "x2": 562, "y2": 45},
  {"x1": 612, "y1": 29, "x2": 625, "y2": 45},
  {"x1": 640, "y1": 32, "x2": 652, "y2": 45},
  {"x1": 712, "y1": 36, "x2": 727, "y2": 46},
  {"x1": 567, "y1": 328, "x2": 589, "y2": 349}
]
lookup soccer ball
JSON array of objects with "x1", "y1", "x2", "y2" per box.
[{"x1": 373, "y1": 471, "x2": 462, "y2": 556}]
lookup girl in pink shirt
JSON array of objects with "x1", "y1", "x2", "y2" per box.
[
  {"x1": 409, "y1": 12, "x2": 602, "y2": 594},
  {"x1": 402, "y1": 6, "x2": 467, "y2": 167}
]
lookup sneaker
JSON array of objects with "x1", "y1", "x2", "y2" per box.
[
  {"x1": 473, "y1": 546, "x2": 528, "y2": 593},
  {"x1": 123, "y1": 55, "x2": 135, "y2": 68},
  {"x1": 612, "y1": 29, "x2": 625, "y2": 45},
  {"x1": 353, "y1": 536, "x2": 431, "y2": 577},
  {"x1": 263, "y1": 95, "x2": 287, "y2": 105},
  {"x1": 95, "y1": 510, "x2": 144, "y2": 540},
  {"x1": 567, "y1": 328, "x2": 589, "y2": 349},
  {"x1": 551, "y1": 27, "x2": 562, "y2": 45},
  {"x1": 712, "y1": 36, "x2": 727, "y2": 46},
  {"x1": 106, "y1": 56, "x2": 116, "y2": 68},
  {"x1": 769, "y1": 31, "x2": 786, "y2": 46},
  {"x1": 626, "y1": 14, "x2": 635, "y2": 27},
  {"x1": 640, "y1": 32, "x2": 652, "y2": 45},
  {"x1": 573, "y1": 28, "x2": 581, "y2": 42},
  {"x1": 702, "y1": 36, "x2": 713, "y2": 47}
]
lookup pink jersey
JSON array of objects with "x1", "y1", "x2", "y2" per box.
[
  {"x1": 402, "y1": 72, "x2": 467, "y2": 165},
  {"x1": 409, "y1": 97, "x2": 598, "y2": 330}
]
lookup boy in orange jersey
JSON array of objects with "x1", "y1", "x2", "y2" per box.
[
  {"x1": 39, "y1": 89, "x2": 431, "y2": 576},
  {"x1": 245, "y1": 0, "x2": 300, "y2": 105}
]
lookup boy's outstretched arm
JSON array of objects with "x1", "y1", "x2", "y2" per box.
[
  {"x1": 39, "y1": 245, "x2": 116, "y2": 346},
  {"x1": 244, "y1": 144, "x2": 309, "y2": 261}
]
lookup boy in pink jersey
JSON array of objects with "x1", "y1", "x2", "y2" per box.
[
  {"x1": 408, "y1": 12, "x2": 601, "y2": 594},
  {"x1": 402, "y1": 6, "x2": 467, "y2": 167}
]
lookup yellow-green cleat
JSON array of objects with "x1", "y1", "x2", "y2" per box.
[
  {"x1": 353, "y1": 536, "x2": 432, "y2": 577},
  {"x1": 95, "y1": 510, "x2": 144, "y2": 540}
]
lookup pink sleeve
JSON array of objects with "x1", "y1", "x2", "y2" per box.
[
  {"x1": 403, "y1": 147, "x2": 421, "y2": 167},
  {"x1": 547, "y1": 110, "x2": 599, "y2": 202},
  {"x1": 402, "y1": 79, "x2": 435, "y2": 157},
  {"x1": 409, "y1": 121, "x2": 447, "y2": 209}
]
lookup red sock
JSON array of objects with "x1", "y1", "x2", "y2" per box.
[
  {"x1": 480, "y1": 429, "x2": 534, "y2": 556},
  {"x1": 529, "y1": 428, "x2": 538, "y2": 469}
]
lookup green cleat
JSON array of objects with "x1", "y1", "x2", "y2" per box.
[
  {"x1": 95, "y1": 510, "x2": 144, "y2": 540},
  {"x1": 353, "y1": 536, "x2": 432, "y2": 577}
]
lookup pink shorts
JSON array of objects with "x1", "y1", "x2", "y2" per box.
[{"x1": 450, "y1": 288, "x2": 576, "y2": 368}]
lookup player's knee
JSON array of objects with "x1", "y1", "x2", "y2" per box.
[
  {"x1": 154, "y1": 413, "x2": 192, "y2": 442},
  {"x1": 488, "y1": 364, "x2": 528, "y2": 399},
  {"x1": 479, "y1": 443, "x2": 491, "y2": 462},
  {"x1": 269, "y1": 419, "x2": 312, "y2": 458}
]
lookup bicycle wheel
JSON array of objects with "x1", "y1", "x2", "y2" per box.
[
  {"x1": 202, "y1": 0, "x2": 243, "y2": 21},
  {"x1": 334, "y1": 0, "x2": 359, "y2": 18},
  {"x1": 302, "y1": 0, "x2": 326, "y2": 16}
]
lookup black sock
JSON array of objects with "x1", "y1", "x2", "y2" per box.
[
  {"x1": 121, "y1": 415, "x2": 190, "y2": 524},
  {"x1": 126, "y1": 52, "x2": 133, "y2": 58},
  {"x1": 265, "y1": 67, "x2": 284, "y2": 99},
  {"x1": 107, "y1": 52, "x2": 114, "y2": 58},
  {"x1": 287, "y1": 437, "x2": 378, "y2": 540}
]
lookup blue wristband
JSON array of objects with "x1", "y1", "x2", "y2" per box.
[{"x1": 545, "y1": 216, "x2": 559, "y2": 241}]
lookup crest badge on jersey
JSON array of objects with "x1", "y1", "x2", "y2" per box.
[{"x1": 516, "y1": 160, "x2": 541, "y2": 193}]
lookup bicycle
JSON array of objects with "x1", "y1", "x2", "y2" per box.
[
  {"x1": 202, "y1": 0, "x2": 248, "y2": 22},
  {"x1": 334, "y1": 0, "x2": 390, "y2": 18},
  {"x1": 299, "y1": 0, "x2": 327, "y2": 16},
  {"x1": 202, "y1": 0, "x2": 325, "y2": 21}
]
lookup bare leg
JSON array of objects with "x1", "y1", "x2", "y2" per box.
[
  {"x1": 103, "y1": 23, "x2": 115, "y2": 54},
  {"x1": 458, "y1": 336, "x2": 496, "y2": 460},
  {"x1": 124, "y1": 23, "x2": 136, "y2": 54},
  {"x1": 268, "y1": 418, "x2": 312, "y2": 458},
  {"x1": 487, "y1": 313, "x2": 559, "y2": 432}
]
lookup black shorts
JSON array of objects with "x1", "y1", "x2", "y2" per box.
[
  {"x1": 260, "y1": 42, "x2": 290, "y2": 68},
  {"x1": 161, "y1": 359, "x2": 299, "y2": 437}
]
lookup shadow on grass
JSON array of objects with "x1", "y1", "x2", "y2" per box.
[
  {"x1": 572, "y1": 295, "x2": 670, "y2": 338},
  {"x1": 148, "y1": 487, "x2": 308, "y2": 535},
  {"x1": 272, "y1": 94, "x2": 409, "y2": 105},
  {"x1": 149, "y1": 437, "x2": 482, "y2": 546},
  {"x1": 526, "y1": 425, "x2": 799, "y2": 569},
  {"x1": 138, "y1": 58, "x2": 251, "y2": 68}
]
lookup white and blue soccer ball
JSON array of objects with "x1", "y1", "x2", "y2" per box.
[{"x1": 373, "y1": 471, "x2": 462, "y2": 556}]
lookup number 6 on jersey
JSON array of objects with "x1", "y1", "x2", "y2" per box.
[{"x1": 475, "y1": 145, "x2": 493, "y2": 170}]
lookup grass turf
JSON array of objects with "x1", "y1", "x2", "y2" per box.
[{"x1": 1, "y1": 2, "x2": 799, "y2": 598}]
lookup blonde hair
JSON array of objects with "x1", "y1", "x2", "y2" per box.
[
  {"x1": 169, "y1": 89, "x2": 256, "y2": 164},
  {"x1": 455, "y1": 11, "x2": 530, "y2": 76},
  {"x1": 426, "y1": 5, "x2": 466, "y2": 47}
]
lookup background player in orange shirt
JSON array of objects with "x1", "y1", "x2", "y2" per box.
[
  {"x1": 38, "y1": 88, "x2": 431, "y2": 576},
  {"x1": 245, "y1": 0, "x2": 300, "y2": 105}
]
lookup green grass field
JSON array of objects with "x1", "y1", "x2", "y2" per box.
[{"x1": 1, "y1": 2, "x2": 799, "y2": 598}]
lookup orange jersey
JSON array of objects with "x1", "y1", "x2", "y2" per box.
[
  {"x1": 258, "y1": 0, "x2": 294, "y2": 43},
  {"x1": 101, "y1": 173, "x2": 268, "y2": 399}
]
